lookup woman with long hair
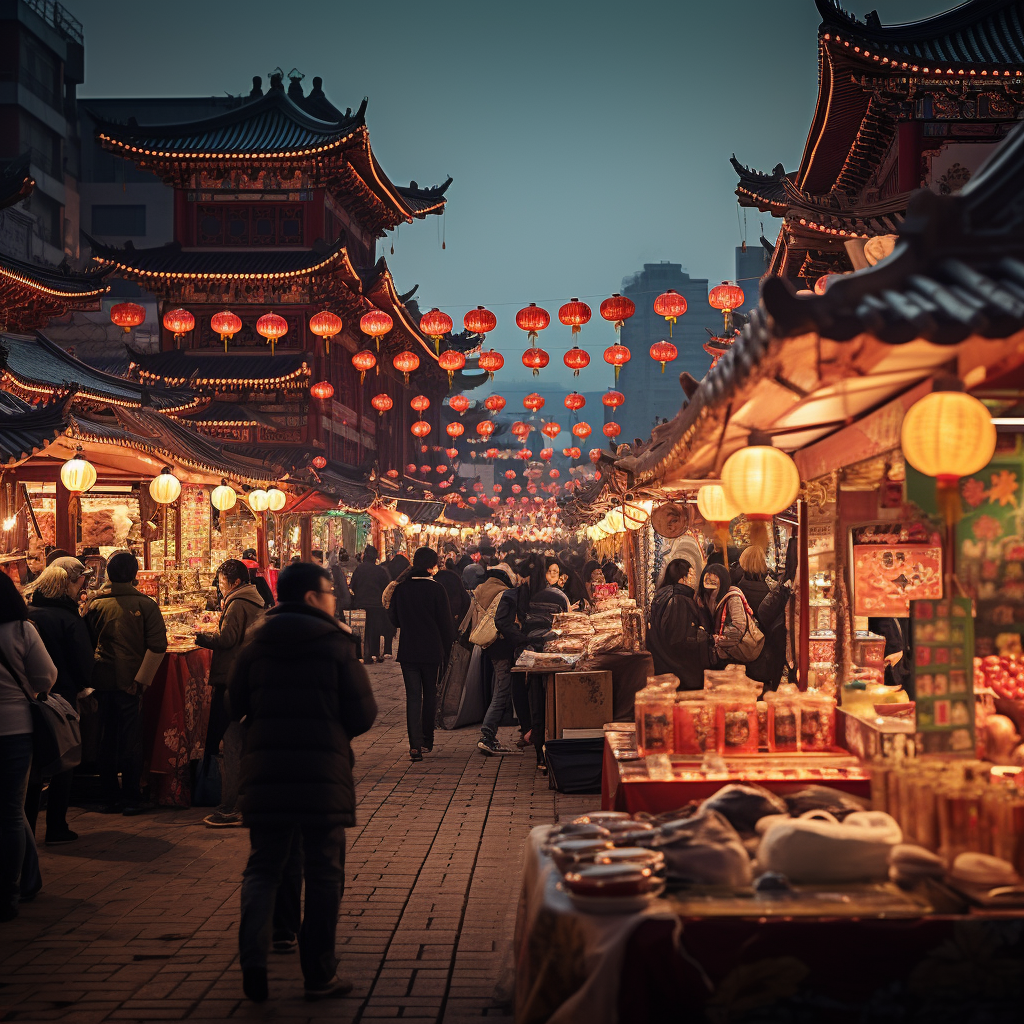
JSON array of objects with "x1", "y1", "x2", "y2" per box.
[
  {"x1": 528, "y1": 558, "x2": 571, "y2": 626},
  {"x1": 0, "y1": 572, "x2": 57, "y2": 920},
  {"x1": 646, "y1": 558, "x2": 709, "y2": 690}
]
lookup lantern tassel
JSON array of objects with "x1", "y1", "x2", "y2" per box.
[
  {"x1": 614, "y1": 365, "x2": 621, "y2": 383},
  {"x1": 667, "y1": 316, "x2": 675, "y2": 338},
  {"x1": 936, "y1": 476, "x2": 963, "y2": 527},
  {"x1": 660, "y1": 362, "x2": 666, "y2": 373}
]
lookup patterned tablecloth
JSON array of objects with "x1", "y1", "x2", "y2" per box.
[{"x1": 141, "y1": 648, "x2": 212, "y2": 807}]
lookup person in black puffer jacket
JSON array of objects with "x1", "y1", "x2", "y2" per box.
[
  {"x1": 229, "y1": 562, "x2": 376, "y2": 1004},
  {"x1": 647, "y1": 558, "x2": 710, "y2": 690}
]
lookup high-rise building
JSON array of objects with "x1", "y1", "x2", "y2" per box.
[
  {"x1": 614, "y1": 262, "x2": 719, "y2": 447},
  {"x1": 735, "y1": 243, "x2": 768, "y2": 312}
]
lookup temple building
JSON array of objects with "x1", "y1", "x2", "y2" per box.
[{"x1": 734, "y1": 0, "x2": 1024, "y2": 286}]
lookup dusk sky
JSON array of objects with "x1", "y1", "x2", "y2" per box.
[{"x1": 73, "y1": 0, "x2": 945, "y2": 383}]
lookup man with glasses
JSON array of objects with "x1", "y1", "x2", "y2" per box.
[{"x1": 229, "y1": 562, "x2": 377, "y2": 1003}]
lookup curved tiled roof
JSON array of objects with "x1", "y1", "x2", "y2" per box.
[
  {"x1": 128, "y1": 348, "x2": 310, "y2": 388},
  {"x1": 0, "y1": 251, "x2": 108, "y2": 298},
  {"x1": 0, "y1": 401, "x2": 68, "y2": 466}
]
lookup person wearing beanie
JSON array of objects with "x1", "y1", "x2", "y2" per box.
[
  {"x1": 85, "y1": 551, "x2": 167, "y2": 815},
  {"x1": 387, "y1": 547, "x2": 456, "y2": 761},
  {"x1": 349, "y1": 545, "x2": 392, "y2": 664}
]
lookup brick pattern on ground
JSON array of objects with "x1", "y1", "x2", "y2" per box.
[{"x1": 0, "y1": 656, "x2": 598, "y2": 1023}]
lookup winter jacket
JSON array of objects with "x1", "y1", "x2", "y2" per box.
[
  {"x1": 195, "y1": 584, "x2": 265, "y2": 688},
  {"x1": 86, "y1": 582, "x2": 167, "y2": 692},
  {"x1": 349, "y1": 560, "x2": 392, "y2": 610},
  {"x1": 228, "y1": 604, "x2": 376, "y2": 828},
  {"x1": 386, "y1": 553, "x2": 411, "y2": 580},
  {"x1": 0, "y1": 620, "x2": 56, "y2": 737},
  {"x1": 387, "y1": 573, "x2": 457, "y2": 665},
  {"x1": 436, "y1": 569, "x2": 470, "y2": 627},
  {"x1": 490, "y1": 583, "x2": 532, "y2": 664},
  {"x1": 330, "y1": 562, "x2": 352, "y2": 616},
  {"x1": 528, "y1": 585, "x2": 570, "y2": 627},
  {"x1": 242, "y1": 560, "x2": 275, "y2": 608},
  {"x1": 28, "y1": 591, "x2": 94, "y2": 701},
  {"x1": 646, "y1": 583, "x2": 710, "y2": 690},
  {"x1": 713, "y1": 588, "x2": 759, "y2": 664},
  {"x1": 472, "y1": 569, "x2": 513, "y2": 628},
  {"x1": 735, "y1": 573, "x2": 771, "y2": 619}
]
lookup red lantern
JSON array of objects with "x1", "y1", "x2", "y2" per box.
[
  {"x1": 309, "y1": 310, "x2": 342, "y2": 354},
  {"x1": 493, "y1": 484, "x2": 502, "y2": 494},
  {"x1": 371, "y1": 393, "x2": 393, "y2": 416},
  {"x1": 558, "y1": 298, "x2": 592, "y2": 337},
  {"x1": 599, "y1": 293, "x2": 635, "y2": 333},
  {"x1": 478, "y1": 349, "x2": 504, "y2": 380},
  {"x1": 438, "y1": 348, "x2": 466, "y2": 387},
  {"x1": 419, "y1": 307, "x2": 453, "y2": 353},
  {"x1": 436, "y1": 464, "x2": 448, "y2": 473},
  {"x1": 650, "y1": 340, "x2": 677, "y2": 373},
  {"x1": 523, "y1": 393, "x2": 545, "y2": 412},
  {"x1": 420, "y1": 464, "x2": 432, "y2": 475},
  {"x1": 360, "y1": 309, "x2": 393, "y2": 350},
  {"x1": 516, "y1": 449, "x2": 532, "y2": 460},
  {"x1": 572, "y1": 422, "x2": 592, "y2": 440},
  {"x1": 516, "y1": 302, "x2": 550, "y2": 342},
  {"x1": 541, "y1": 421, "x2": 561, "y2": 439},
  {"x1": 549, "y1": 469, "x2": 560, "y2": 479},
  {"x1": 447, "y1": 421, "x2": 465, "y2": 438},
  {"x1": 110, "y1": 301, "x2": 145, "y2": 333},
  {"x1": 406, "y1": 463, "x2": 418, "y2": 474},
  {"x1": 310, "y1": 380, "x2": 334, "y2": 401},
  {"x1": 563, "y1": 345, "x2": 590, "y2": 377},
  {"x1": 410, "y1": 395, "x2": 431, "y2": 415},
  {"x1": 162, "y1": 308, "x2": 194, "y2": 346},
  {"x1": 604, "y1": 343, "x2": 631, "y2": 382},
  {"x1": 386, "y1": 468, "x2": 399, "y2": 478},
  {"x1": 464, "y1": 305, "x2": 497, "y2": 337},
  {"x1": 522, "y1": 347, "x2": 549, "y2": 377},
  {"x1": 448, "y1": 394, "x2": 470, "y2": 415},
  {"x1": 602, "y1": 390, "x2": 625, "y2": 413},
  {"x1": 447, "y1": 447, "x2": 459, "y2": 459},
  {"x1": 563, "y1": 446, "x2": 581, "y2": 459},
  {"x1": 589, "y1": 448, "x2": 603, "y2": 464},
  {"x1": 352, "y1": 349, "x2": 376, "y2": 384},
  {"x1": 512, "y1": 484, "x2": 522, "y2": 493},
  {"x1": 393, "y1": 350, "x2": 420, "y2": 385},
  {"x1": 211, "y1": 310, "x2": 243, "y2": 351},
  {"x1": 484, "y1": 395, "x2": 506, "y2": 413},
  {"x1": 476, "y1": 420, "x2": 495, "y2": 438},
  {"x1": 653, "y1": 289, "x2": 687, "y2": 336},
  {"x1": 505, "y1": 469, "x2": 517, "y2": 480},
  {"x1": 709, "y1": 280, "x2": 745, "y2": 313},
  {"x1": 603, "y1": 421, "x2": 622, "y2": 438},
  {"x1": 256, "y1": 313, "x2": 288, "y2": 354},
  {"x1": 312, "y1": 455, "x2": 328, "y2": 470},
  {"x1": 485, "y1": 447, "x2": 499, "y2": 458},
  {"x1": 540, "y1": 448, "x2": 554, "y2": 461},
  {"x1": 411, "y1": 421, "x2": 431, "y2": 438},
  {"x1": 564, "y1": 392, "x2": 586, "y2": 412}
]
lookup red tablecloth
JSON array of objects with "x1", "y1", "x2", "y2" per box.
[{"x1": 141, "y1": 648, "x2": 212, "y2": 807}]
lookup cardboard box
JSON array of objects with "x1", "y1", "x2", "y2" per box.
[{"x1": 551, "y1": 671, "x2": 613, "y2": 739}]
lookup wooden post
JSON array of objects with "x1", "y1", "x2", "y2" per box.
[
  {"x1": 798, "y1": 498, "x2": 810, "y2": 690},
  {"x1": 256, "y1": 513, "x2": 270, "y2": 572},
  {"x1": 300, "y1": 515, "x2": 312, "y2": 562},
  {"x1": 55, "y1": 478, "x2": 75, "y2": 555}
]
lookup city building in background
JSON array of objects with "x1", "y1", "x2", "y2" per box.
[{"x1": 735, "y1": 243, "x2": 768, "y2": 311}]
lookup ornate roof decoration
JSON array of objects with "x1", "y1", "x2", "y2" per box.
[
  {"x1": 0, "y1": 252, "x2": 109, "y2": 332},
  {"x1": 731, "y1": 157, "x2": 792, "y2": 214},
  {"x1": 0, "y1": 399, "x2": 69, "y2": 466},
  {"x1": 172, "y1": 401, "x2": 279, "y2": 428},
  {"x1": 127, "y1": 348, "x2": 311, "y2": 390}
]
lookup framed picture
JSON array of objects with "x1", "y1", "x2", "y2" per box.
[{"x1": 852, "y1": 544, "x2": 943, "y2": 616}]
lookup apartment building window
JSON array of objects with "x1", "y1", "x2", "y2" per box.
[
  {"x1": 18, "y1": 112, "x2": 62, "y2": 179},
  {"x1": 19, "y1": 33, "x2": 62, "y2": 111},
  {"x1": 92, "y1": 204, "x2": 146, "y2": 236}
]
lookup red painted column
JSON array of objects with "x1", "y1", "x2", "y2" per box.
[{"x1": 897, "y1": 122, "x2": 924, "y2": 192}]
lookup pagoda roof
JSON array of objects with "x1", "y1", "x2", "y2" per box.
[
  {"x1": 172, "y1": 401, "x2": 279, "y2": 428},
  {"x1": 0, "y1": 400, "x2": 68, "y2": 467},
  {"x1": 1, "y1": 333, "x2": 197, "y2": 411},
  {"x1": 0, "y1": 251, "x2": 109, "y2": 332},
  {"x1": 0, "y1": 154, "x2": 34, "y2": 211},
  {"x1": 731, "y1": 157, "x2": 793, "y2": 214},
  {"x1": 127, "y1": 348, "x2": 311, "y2": 390}
]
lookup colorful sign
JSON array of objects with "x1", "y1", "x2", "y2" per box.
[{"x1": 852, "y1": 544, "x2": 943, "y2": 616}]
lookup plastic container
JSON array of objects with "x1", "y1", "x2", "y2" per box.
[
  {"x1": 635, "y1": 687, "x2": 675, "y2": 757},
  {"x1": 673, "y1": 696, "x2": 717, "y2": 755},
  {"x1": 809, "y1": 631, "x2": 836, "y2": 663},
  {"x1": 799, "y1": 692, "x2": 836, "y2": 751},
  {"x1": 765, "y1": 691, "x2": 800, "y2": 753},
  {"x1": 711, "y1": 690, "x2": 759, "y2": 755},
  {"x1": 853, "y1": 631, "x2": 886, "y2": 668}
]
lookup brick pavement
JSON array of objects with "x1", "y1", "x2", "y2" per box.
[{"x1": 0, "y1": 659, "x2": 597, "y2": 1023}]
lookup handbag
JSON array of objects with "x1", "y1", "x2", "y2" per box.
[
  {"x1": 468, "y1": 587, "x2": 506, "y2": 648},
  {"x1": 0, "y1": 624, "x2": 82, "y2": 777}
]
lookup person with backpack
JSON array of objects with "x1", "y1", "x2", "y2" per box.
[{"x1": 700, "y1": 563, "x2": 764, "y2": 669}]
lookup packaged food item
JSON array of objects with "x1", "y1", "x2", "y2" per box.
[
  {"x1": 853, "y1": 631, "x2": 886, "y2": 668},
  {"x1": 808, "y1": 631, "x2": 836, "y2": 663},
  {"x1": 635, "y1": 687, "x2": 675, "y2": 756},
  {"x1": 673, "y1": 696, "x2": 717, "y2": 755},
  {"x1": 766, "y1": 690, "x2": 800, "y2": 753}
]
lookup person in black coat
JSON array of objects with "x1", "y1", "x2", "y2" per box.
[
  {"x1": 646, "y1": 559, "x2": 710, "y2": 690},
  {"x1": 229, "y1": 562, "x2": 377, "y2": 1004},
  {"x1": 435, "y1": 567, "x2": 470, "y2": 629},
  {"x1": 241, "y1": 550, "x2": 276, "y2": 609},
  {"x1": 349, "y1": 546, "x2": 392, "y2": 663},
  {"x1": 387, "y1": 547, "x2": 456, "y2": 761},
  {"x1": 24, "y1": 558, "x2": 94, "y2": 843}
]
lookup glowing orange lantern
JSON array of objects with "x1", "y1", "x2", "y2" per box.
[
  {"x1": 447, "y1": 448, "x2": 459, "y2": 459},
  {"x1": 478, "y1": 350, "x2": 505, "y2": 381},
  {"x1": 371, "y1": 393, "x2": 393, "y2": 416},
  {"x1": 446, "y1": 421, "x2": 464, "y2": 439},
  {"x1": 485, "y1": 447, "x2": 499, "y2": 458},
  {"x1": 589, "y1": 448, "x2": 603, "y2": 463},
  {"x1": 709, "y1": 281, "x2": 745, "y2": 333},
  {"x1": 484, "y1": 395, "x2": 506, "y2": 413},
  {"x1": 650, "y1": 340, "x2": 677, "y2": 373},
  {"x1": 565, "y1": 392, "x2": 586, "y2": 412},
  {"x1": 393, "y1": 350, "x2": 420, "y2": 385},
  {"x1": 516, "y1": 449, "x2": 532, "y2": 461},
  {"x1": 211, "y1": 310, "x2": 242, "y2": 351},
  {"x1": 540, "y1": 448, "x2": 554, "y2": 461},
  {"x1": 352, "y1": 349, "x2": 376, "y2": 384},
  {"x1": 312, "y1": 455, "x2": 327, "y2": 469},
  {"x1": 599, "y1": 293, "x2": 635, "y2": 333},
  {"x1": 310, "y1": 380, "x2": 334, "y2": 401},
  {"x1": 257, "y1": 312, "x2": 288, "y2": 355},
  {"x1": 603, "y1": 421, "x2": 622, "y2": 438},
  {"x1": 449, "y1": 394, "x2": 470, "y2": 415},
  {"x1": 110, "y1": 301, "x2": 145, "y2": 333},
  {"x1": 541, "y1": 421, "x2": 561, "y2": 439},
  {"x1": 563, "y1": 446, "x2": 581, "y2": 459},
  {"x1": 162, "y1": 308, "x2": 194, "y2": 346},
  {"x1": 572, "y1": 422, "x2": 592, "y2": 440},
  {"x1": 386, "y1": 468, "x2": 399, "y2": 478},
  {"x1": 603, "y1": 343, "x2": 631, "y2": 382},
  {"x1": 602, "y1": 390, "x2": 625, "y2": 413},
  {"x1": 410, "y1": 395, "x2": 431, "y2": 415},
  {"x1": 549, "y1": 468, "x2": 560, "y2": 478},
  {"x1": 438, "y1": 348, "x2": 466, "y2": 387},
  {"x1": 653, "y1": 290, "x2": 687, "y2": 336},
  {"x1": 511, "y1": 421, "x2": 532, "y2": 439},
  {"x1": 411, "y1": 420, "x2": 431, "y2": 438},
  {"x1": 419, "y1": 307, "x2": 453, "y2": 354},
  {"x1": 309, "y1": 310, "x2": 343, "y2": 354},
  {"x1": 505, "y1": 469, "x2": 517, "y2": 480},
  {"x1": 522, "y1": 347, "x2": 549, "y2": 377},
  {"x1": 516, "y1": 302, "x2": 550, "y2": 341},
  {"x1": 563, "y1": 345, "x2": 590, "y2": 377},
  {"x1": 558, "y1": 298, "x2": 592, "y2": 337},
  {"x1": 476, "y1": 420, "x2": 495, "y2": 438},
  {"x1": 464, "y1": 305, "x2": 497, "y2": 337},
  {"x1": 512, "y1": 484, "x2": 522, "y2": 493},
  {"x1": 360, "y1": 309, "x2": 393, "y2": 351},
  {"x1": 523, "y1": 393, "x2": 545, "y2": 412}
]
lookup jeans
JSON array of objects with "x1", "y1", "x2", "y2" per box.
[
  {"x1": 0, "y1": 733, "x2": 33, "y2": 910},
  {"x1": 480, "y1": 658, "x2": 512, "y2": 742},
  {"x1": 217, "y1": 722, "x2": 242, "y2": 815},
  {"x1": 25, "y1": 767, "x2": 74, "y2": 837},
  {"x1": 401, "y1": 663, "x2": 439, "y2": 750},
  {"x1": 272, "y1": 832, "x2": 303, "y2": 942},
  {"x1": 363, "y1": 608, "x2": 392, "y2": 661},
  {"x1": 239, "y1": 822, "x2": 345, "y2": 987},
  {"x1": 96, "y1": 689, "x2": 143, "y2": 805}
]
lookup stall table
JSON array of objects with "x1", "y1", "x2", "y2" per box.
[{"x1": 141, "y1": 647, "x2": 212, "y2": 807}]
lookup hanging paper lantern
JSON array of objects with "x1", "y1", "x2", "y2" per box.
[
  {"x1": 438, "y1": 348, "x2": 466, "y2": 387},
  {"x1": 709, "y1": 281, "x2": 745, "y2": 333},
  {"x1": 549, "y1": 468, "x2": 560, "y2": 479},
  {"x1": 448, "y1": 394, "x2": 470, "y2": 415},
  {"x1": 572, "y1": 422, "x2": 592, "y2": 440},
  {"x1": 478, "y1": 349, "x2": 504, "y2": 380},
  {"x1": 446, "y1": 447, "x2": 459, "y2": 459},
  {"x1": 650, "y1": 340, "x2": 677, "y2": 373},
  {"x1": 604, "y1": 343, "x2": 631, "y2": 382},
  {"x1": 386, "y1": 468, "x2": 399, "y2": 479},
  {"x1": 599, "y1": 293, "x2": 635, "y2": 333},
  {"x1": 563, "y1": 446, "x2": 581, "y2": 459},
  {"x1": 484, "y1": 394, "x2": 506, "y2": 413},
  {"x1": 411, "y1": 421, "x2": 431, "y2": 438},
  {"x1": 464, "y1": 305, "x2": 497, "y2": 337},
  {"x1": 603, "y1": 421, "x2": 622, "y2": 439},
  {"x1": 162, "y1": 308, "x2": 194, "y2": 346},
  {"x1": 539, "y1": 448, "x2": 553, "y2": 461},
  {"x1": 419, "y1": 307, "x2": 453, "y2": 353},
  {"x1": 522, "y1": 347, "x2": 549, "y2": 377},
  {"x1": 523, "y1": 393, "x2": 545, "y2": 412},
  {"x1": 476, "y1": 420, "x2": 496, "y2": 437},
  {"x1": 622, "y1": 501, "x2": 650, "y2": 531},
  {"x1": 110, "y1": 301, "x2": 145, "y2": 334},
  {"x1": 602, "y1": 390, "x2": 625, "y2": 412},
  {"x1": 406, "y1": 463, "x2": 418, "y2": 474},
  {"x1": 256, "y1": 313, "x2": 288, "y2": 355},
  {"x1": 446, "y1": 421, "x2": 465, "y2": 438},
  {"x1": 516, "y1": 448, "x2": 532, "y2": 460},
  {"x1": 541, "y1": 421, "x2": 561, "y2": 440},
  {"x1": 211, "y1": 480, "x2": 237, "y2": 510},
  {"x1": 516, "y1": 302, "x2": 550, "y2": 342},
  {"x1": 589, "y1": 448, "x2": 603, "y2": 464},
  {"x1": 311, "y1": 456, "x2": 328, "y2": 470},
  {"x1": 393, "y1": 350, "x2": 420, "y2": 385},
  {"x1": 721, "y1": 441, "x2": 800, "y2": 550},
  {"x1": 247, "y1": 489, "x2": 269, "y2": 513},
  {"x1": 267, "y1": 487, "x2": 287, "y2": 512},
  {"x1": 148, "y1": 467, "x2": 181, "y2": 504},
  {"x1": 493, "y1": 484, "x2": 503, "y2": 493},
  {"x1": 697, "y1": 483, "x2": 740, "y2": 525},
  {"x1": 60, "y1": 450, "x2": 97, "y2": 493},
  {"x1": 485, "y1": 447, "x2": 499, "y2": 458},
  {"x1": 360, "y1": 309, "x2": 393, "y2": 351},
  {"x1": 558, "y1": 298, "x2": 592, "y2": 337},
  {"x1": 436, "y1": 464, "x2": 448, "y2": 474},
  {"x1": 210, "y1": 309, "x2": 243, "y2": 352},
  {"x1": 410, "y1": 395, "x2": 431, "y2": 416},
  {"x1": 512, "y1": 484, "x2": 522, "y2": 494},
  {"x1": 309, "y1": 310, "x2": 343, "y2": 354},
  {"x1": 505, "y1": 469, "x2": 517, "y2": 480},
  {"x1": 310, "y1": 380, "x2": 334, "y2": 401},
  {"x1": 563, "y1": 345, "x2": 590, "y2": 377},
  {"x1": 351, "y1": 349, "x2": 377, "y2": 384},
  {"x1": 653, "y1": 290, "x2": 687, "y2": 336},
  {"x1": 564, "y1": 392, "x2": 586, "y2": 412},
  {"x1": 371, "y1": 393, "x2": 393, "y2": 416},
  {"x1": 901, "y1": 390, "x2": 997, "y2": 525}
]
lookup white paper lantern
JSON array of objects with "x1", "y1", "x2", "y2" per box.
[
  {"x1": 211, "y1": 482, "x2": 237, "y2": 511},
  {"x1": 60, "y1": 453, "x2": 97, "y2": 494},
  {"x1": 248, "y1": 489, "x2": 270, "y2": 513},
  {"x1": 266, "y1": 487, "x2": 287, "y2": 512},
  {"x1": 148, "y1": 467, "x2": 181, "y2": 505}
]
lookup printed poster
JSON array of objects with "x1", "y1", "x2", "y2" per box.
[{"x1": 852, "y1": 544, "x2": 943, "y2": 616}]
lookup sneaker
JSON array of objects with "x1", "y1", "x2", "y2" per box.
[
  {"x1": 410, "y1": 748, "x2": 423, "y2": 762},
  {"x1": 203, "y1": 811, "x2": 242, "y2": 828},
  {"x1": 271, "y1": 936, "x2": 297, "y2": 954},
  {"x1": 477, "y1": 737, "x2": 512, "y2": 756},
  {"x1": 45, "y1": 829, "x2": 78, "y2": 845},
  {"x1": 242, "y1": 967, "x2": 268, "y2": 1003},
  {"x1": 304, "y1": 974, "x2": 353, "y2": 1001}
]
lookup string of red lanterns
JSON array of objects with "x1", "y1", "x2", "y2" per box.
[
  {"x1": 650, "y1": 339, "x2": 677, "y2": 373},
  {"x1": 256, "y1": 312, "x2": 288, "y2": 355},
  {"x1": 449, "y1": 394, "x2": 470, "y2": 415},
  {"x1": 309, "y1": 310, "x2": 342, "y2": 354},
  {"x1": 599, "y1": 293, "x2": 635, "y2": 334},
  {"x1": 162, "y1": 308, "x2": 194, "y2": 346},
  {"x1": 419, "y1": 307, "x2": 453, "y2": 354},
  {"x1": 653, "y1": 289, "x2": 687, "y2": 336}
]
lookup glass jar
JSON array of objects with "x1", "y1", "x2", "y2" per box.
[
  {"x1": 938, "y1": 766, "x2": 985, "y2": 863},
  {"x1": 765, "y1": 690, "x2": 800, "y2": 753},
  {"x1": 800, "y1": 692, "x2": 836, "y2": 751},
  {"x1": 852, "y1": 631, "x2": 886, "y2": 668},
  {"x1": 711, "y1": 689, "x2": 759, "y2": 755},
  {"x1": 635, "y1": 687, "x2": 675, "y2": 757},
  {"x1": 673, "y1": 697, "x2": 716, "y2": 756}
]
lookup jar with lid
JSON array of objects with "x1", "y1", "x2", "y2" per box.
[
  {"x1": 710, "y1": 686, "x2": 759, "y2": 755},
  {"x1": 673, "y1": 695, "x2": 716, "y2": 755},
  {"x1": 765, "y1": 688, "x2": 800, "y2": 753},
  {"x1": 799, "y1": 691, "x2": 836, "y2": 751},
  {"x1": 938, "y1": 765, "x2": 985, "y2": 863},
  {"x1": 635, "y1": 686, "x2": 675, "y2": 757}
]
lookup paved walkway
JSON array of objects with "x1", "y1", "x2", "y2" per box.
[{"x1": 0, "y1": 659, "x2": 597, "y2": 1023}]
